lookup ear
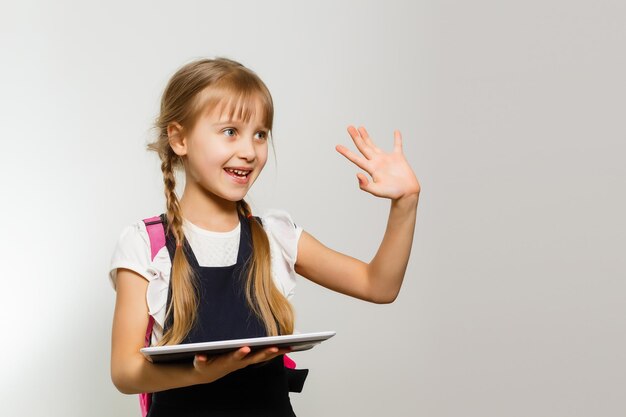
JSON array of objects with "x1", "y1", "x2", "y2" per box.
[{"x1": 167, "y1": 122, "x2": 187, "y2": 156}]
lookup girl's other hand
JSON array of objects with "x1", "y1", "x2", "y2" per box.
[
  {"x1": 192, "y1": 346, "x2": 291, "y2": 384},
  {"x1": 335, "y1": 126, "x2": 420, "y2": 200}
]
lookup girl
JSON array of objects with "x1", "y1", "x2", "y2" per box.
[{"x1": 109, "y1": 57, "x2": 420, "y2": 417}]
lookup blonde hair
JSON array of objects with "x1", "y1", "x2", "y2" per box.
[{"x1": 147, "y1": 57, "x2": 294, "y2": 345}]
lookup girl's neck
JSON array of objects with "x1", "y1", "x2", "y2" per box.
[{"x1": 179, "y1": 182, "x2": 240, "y2": 232}]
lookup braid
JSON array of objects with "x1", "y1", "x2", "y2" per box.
[
  {"x1": 237, "y1": 199, "x2": 252, "y2": 218},
  {"x1": 161, "y1": 155, "x2": 184, "y2": 245},
  {"x1": 238, "y1": 200, "x2": 294, "y2": 336},
  {"x1": 157, "y1": 150, "x2": 199, "y2": 346}
]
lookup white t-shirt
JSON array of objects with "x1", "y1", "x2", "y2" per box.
[{"x1": 108, "y1": 209, "x2": 303, "y2": 345}]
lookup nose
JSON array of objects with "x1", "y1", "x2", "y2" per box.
[{"x1": 237, "y1": 136, "x2": 256, "y2": 162}]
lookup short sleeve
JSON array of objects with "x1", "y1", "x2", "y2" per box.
[
  {"x1": 261, "y1": 209, "x2": 304, "y2": 300},
  {"x1": 108, "y1": 221, "x2": 153, "y2": 290},
  {"x1": 108, "y1": 220, "x2": 171, "y2": 344}
]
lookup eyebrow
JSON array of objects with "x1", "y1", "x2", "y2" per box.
[{"x1": 213, "y1": 120, "x2": 269, "y2": 130}]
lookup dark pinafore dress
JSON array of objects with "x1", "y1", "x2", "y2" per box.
[{"x1": 146, "y1": 213, "x2": 297, "y2": 417}]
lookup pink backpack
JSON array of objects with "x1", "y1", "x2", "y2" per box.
[
  {"x1": 138, "y1": 216, "x2": 163, "y2": 417},
  {"x1": 139, "y1": 215, "x2": 304, "y2": 416}
]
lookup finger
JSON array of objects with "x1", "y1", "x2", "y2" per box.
[
  {"x1": 357, "y1": 126, "x2": 379, "y2": 152},
  {"x1": 244, "y1": 347, "x2": 281, "y2": 364},
  {"x1": 336, "y1": 145, "x2": 370, "y2": 173},
  {"x1": 250, "y1": 346, "x2": 291, "y2": 361},
  {"x1": 356, "y1": 173, "x2": 387, "y2": 197},
  {"x1": 393, "y1": 130, "x2": 403, "y2": 153},
  {"x1": 347, "y1": 126, "x2": 375, "y2": 159},
  {"x1": 193, "y1": 354, "x2": 206, "y2": 369},
  {"x1": 356, "y1": 172, "x2": 370, "y2": 190},
  {"x1": 277, "y1": 347, "x2": 293, "y2": 355},
  {"x1": 232, "y1": 346, "x2": 252, "y2": 360}
]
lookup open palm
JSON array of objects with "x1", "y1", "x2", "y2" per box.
[{"x1": 336, "y1": 126, "x2": 420, "y2": 200}]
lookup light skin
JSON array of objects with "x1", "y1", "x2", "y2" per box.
[{"x1": 110, "y1": 98, "x2": 420, "y2": 394}]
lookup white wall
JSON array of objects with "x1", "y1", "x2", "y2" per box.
[{"x1": 1, "y1": 0, "x2": 625, "y2": 416}]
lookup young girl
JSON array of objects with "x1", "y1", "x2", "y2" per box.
[{"x1": 109, "y1": 57, "x2": 420, "y2": 417}]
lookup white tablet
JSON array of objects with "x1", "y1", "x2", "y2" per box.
[{"x1": 141, "y1": 331, "x2": 336, "y2": 364}]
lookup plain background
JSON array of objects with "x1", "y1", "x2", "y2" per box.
[{"x1": 1, "y1": 0, "x2": 625, "y2": 416}]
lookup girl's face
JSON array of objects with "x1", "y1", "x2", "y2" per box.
[{"x1": 181, "y1": 98, "x2": 270, "y2": 203}]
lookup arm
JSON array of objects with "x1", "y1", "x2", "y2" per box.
[
  {"x1": 110, "y1": 268, "x2": 289, "y2": 394},
  {"x1": 295, "y1": 126, "x2": 420, "y2": 304}
]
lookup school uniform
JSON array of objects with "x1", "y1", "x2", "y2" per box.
[{"x1": 109, "y1": 210, "x2": 304, "y2": 416}]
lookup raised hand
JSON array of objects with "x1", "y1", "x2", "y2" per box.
[{"x1": 335, "y1": 126, "x2": 420, "y2": 200}]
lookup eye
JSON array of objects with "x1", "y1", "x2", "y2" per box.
[
  {"x1": 255, "y1": 130, "x2": 268, "y2": 141},
  {"x1": 223, "y1": 128, "x2": 236, "y2": 137}
]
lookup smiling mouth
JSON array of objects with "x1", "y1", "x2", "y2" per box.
[{"x1": 224, "y1": 168, "x2": 252, "y2": 179}]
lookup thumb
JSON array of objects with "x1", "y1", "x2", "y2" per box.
[
  {"x1": 356, "y1": 173, "x2": 368, "y2": 188},
  {"x1": 356, "y1": 173, "x2": 375, "y2": 193},
  {"x1": 357, "y1": 173, "x2": 383, "y2": 197}
]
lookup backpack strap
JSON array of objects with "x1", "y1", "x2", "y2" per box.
[
  {"x1": 144, "y1": 215, "x2": 166, "y2": 261},
  {"x1": 142, "y1": 215, "x2": 165, "y2": 346},
  {"x1": 138, "y1": 215, "x2": 166, "y2": 417}
]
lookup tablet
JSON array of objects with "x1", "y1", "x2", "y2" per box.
[{"x1": 140, "y1": 331, "x2": 336, "y2": 364}]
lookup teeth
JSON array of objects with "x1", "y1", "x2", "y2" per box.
[{"x1": 226, "y1": 168, "x2": 250, "y2": 176}]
